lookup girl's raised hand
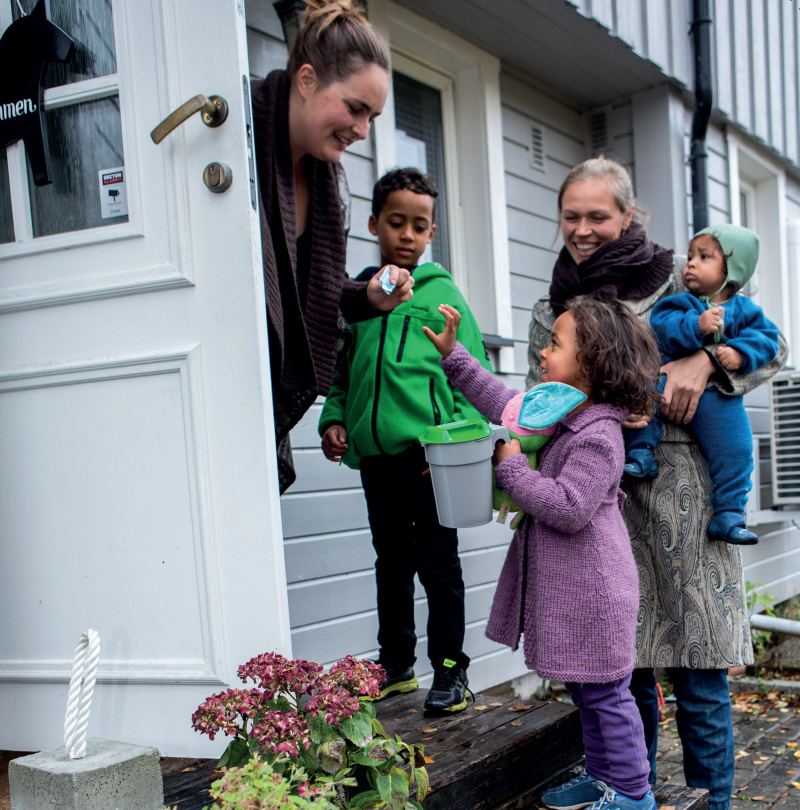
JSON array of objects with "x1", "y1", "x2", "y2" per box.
[{"x1": 422, "y1": 304, "x2": 461, "y2": 358}]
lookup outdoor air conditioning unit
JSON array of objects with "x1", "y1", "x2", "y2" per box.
[{"x1": 770, "y1": 371, "x2": 800, "y2": 505}]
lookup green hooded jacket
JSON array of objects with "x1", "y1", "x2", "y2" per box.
[{"x1": 318, "y1": 262, "x2": 492, "y2": 469}]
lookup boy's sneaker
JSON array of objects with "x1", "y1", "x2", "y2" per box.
[
  {"x1": 423, "y1": 660, "x2": 471, "y2": 715},
  {"x1": 588, "y1": 787, "x2": 655, "y2": 810},
  {"x1": 541, "y1": 768, "x2": 607, "y2": 810},
  {"x1": 366, "y1": 661, "x2": 419, "y2": 701},
  {"x1": 623, "y1": 449, "x2": 658, "y2": 479},
  {"x1": 707, "y1": 511, "x2": 758, "y2": 545}
]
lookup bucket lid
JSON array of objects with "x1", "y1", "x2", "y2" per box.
[{"x1": 419, "y1": 418, "x2": 493, "y2": 444}]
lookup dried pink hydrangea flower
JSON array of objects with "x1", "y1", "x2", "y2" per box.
[
  {"x1": 238, "y1": 652, "x2": 323, "y2": 697},
  {"x1": 305, "y1": 686, "x2": 361, "y2": 725},
  {"x1": 191, "y1": 688, "x2": 267, "y2": 741},
  {"x1": 252, "y1": 710, "x2": 311, "y2": 757},
  {"x1": 324, "y1": 656, "x2": 385, "y2": 698}
]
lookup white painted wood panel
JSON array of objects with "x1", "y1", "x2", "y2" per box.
[
  {"x1": 508, "y1": 240, "x2": 558, "y2": 284},
  {"x1": 340, "y1": 152, "x2": 376, "y2": 200}
]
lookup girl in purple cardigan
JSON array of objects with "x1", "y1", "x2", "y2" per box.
[{"x1": 424, "y1": 297, "x2": 662, "y2": 810}]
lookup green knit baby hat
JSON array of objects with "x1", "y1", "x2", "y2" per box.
[{"x1": 692, "y1": 223, "x2": 760, "y2": 291}]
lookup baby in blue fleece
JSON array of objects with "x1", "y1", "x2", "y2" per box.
[{"x1": 624, "y1": 224, "x2": 780, "y2": 545}]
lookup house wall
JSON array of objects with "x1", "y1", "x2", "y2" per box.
[
  {"x1": 500, "y1": 73, "x2": 587, "y2": 391},
  {"x1": 570, "y1": 0, "x2": 800, "y2": 172}
]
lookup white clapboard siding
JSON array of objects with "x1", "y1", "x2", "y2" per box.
[
  {"x1": 500, "y1": 73, "x2": 587, "y2": 388},
  {"x1": 569, "y1": 0, "x2": 800, "y2": 169},
  {"x1": 787, "y1": 178, "x2": 800, "y2": 222}
]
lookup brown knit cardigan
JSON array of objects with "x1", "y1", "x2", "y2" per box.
[{"x1": 251, "y1": 70, "x2": 376, "y2": 490}]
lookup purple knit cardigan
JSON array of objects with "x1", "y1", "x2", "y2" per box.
[{"x1": 442, "y1": 344, "x2": 639, "y2": 684}]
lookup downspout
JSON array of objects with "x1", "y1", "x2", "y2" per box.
[{"x1": 689, "y1": 0, "x2": 713, "y2": 232}]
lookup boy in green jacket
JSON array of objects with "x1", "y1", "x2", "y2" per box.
[{"x1": 319, "y1": 168, "x2": 491, "y2": 715}]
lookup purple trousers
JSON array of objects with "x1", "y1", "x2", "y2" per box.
[{"x1": 564, "y1": 674, "x2": 651, "y2": 799}]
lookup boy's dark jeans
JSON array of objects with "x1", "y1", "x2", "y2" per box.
[{"x1": 360, "y1": 445, "x2": 469, "y2": 673}]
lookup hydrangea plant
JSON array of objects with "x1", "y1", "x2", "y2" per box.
[{"x1": 192, "y1": 653, "x2": 429, "y2": 810}]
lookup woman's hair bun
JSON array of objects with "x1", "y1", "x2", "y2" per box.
[
  {"x1": 288, "y1": 0, "x2": 390, "y2": 85},
  {"x1": 301, "y1": 0, "x2": 367, "y2": 32}
]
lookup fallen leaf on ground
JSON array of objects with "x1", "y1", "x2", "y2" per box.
[
  {"x1": 181, "y1": 767, "x2": 196, "y2": 772},
  {"x1": 422, "y1": 737, "x2": 433, "y2": 741},
  {"x1": 407, "y1": 709, "x2": 418, "y2": 714},
  {"x1": 788, "y1": 743, "x2": 798, "y2": 748},
  {"x1": 509, "y1": 702, "x2": 533, "y2": 712},
  {"x1": 422, "y1": 727, "x2": 438, "y2": 733},
  {"x1": 768, "y1": 693, "x2": 778, "y2": 699},
  {"x1": 424, "y1": 756, "x2": 435, "y2": 764},
  {"x1": 489, "y1": 701, "x2": 504, "y2": 706},
  {"x1": 738, "y1": 750, "x2": 750, "y2": 756},
  {"x1": 752, "y1": 797, "x2": 765, "y2": 801},
  {"x1": 660, "y1": 805, "x2": 675, "y2": 810},
  {"x1": 475, "y1": 705, "x2": 488, "y2": 711},
  {"x1": 511, "y1": 720, "x2": 523, "y2": 726},
  {"x1": 787, "y1": 770, "x2": 798, "y2": 774},
  {"x1": 767, "y1": 718, "x2": 779, "y2": 722}
]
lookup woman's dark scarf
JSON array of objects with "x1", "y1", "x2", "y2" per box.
[{"x1": 549, "y1": 222, "x2": 674, "y2": 316}]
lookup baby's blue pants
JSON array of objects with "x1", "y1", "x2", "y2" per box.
[{"x1": 626, "y1": 377, "x2": 753, "y2": 515}]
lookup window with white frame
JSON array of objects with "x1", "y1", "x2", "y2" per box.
[{"x1": 1, "y1": 0, "x2": 126, "y2": 244}]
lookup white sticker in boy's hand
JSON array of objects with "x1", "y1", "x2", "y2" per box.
[{"x1": 379, "y1": 267, "x2": 396, "y2": 295}]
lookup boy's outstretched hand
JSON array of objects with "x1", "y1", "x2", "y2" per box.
[
  {"x1": 422, "y1": 304, "x2": 461, "y2": 358},
  {"x1": 322, "y1": 424, "x2": 349, "y2": 462}
]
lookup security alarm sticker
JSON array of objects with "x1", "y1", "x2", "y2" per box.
[{"x1": 99, "y1": 166, "x2": 128, "y2": 219}]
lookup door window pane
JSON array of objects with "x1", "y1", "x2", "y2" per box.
[
  {"x1": 12, "y1": 0, "x2": 117, "y2": 86},
  {"x1": 28, "y1": 96, "x2": 127, "y2": 238},
  {"x1": 393, "y1": 72, "x2": 450, "y2": 269},
  {"x1": 0, "y1": 149, "x2": 14, "y2": 243}
]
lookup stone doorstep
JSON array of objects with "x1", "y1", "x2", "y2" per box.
[{"x1": 9, "y1": 738, "x2": 163, "y2": 810}]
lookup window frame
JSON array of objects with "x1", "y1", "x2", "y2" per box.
[
  {"x1": 726, "y1": 132, "x2": 793, "y2": 358},
  {"x1": 368, "y1": 0, "x2": 515, "y2": 373},
  {"x1": 390, "y1": 51, "x2": 463, "y2": 284},
  {"x1": 0, "y1": 0, "x2": 141, "y2": 258}
]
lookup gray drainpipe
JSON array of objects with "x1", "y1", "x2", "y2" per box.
[
  {"x1": 689, "y1": 0, "x2": 713, "y2": 232},
  {"x1": 750, "y1": 614, "x2": 800, "y2": 636}
]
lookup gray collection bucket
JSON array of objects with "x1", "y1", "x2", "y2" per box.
[{"x1": 420, "y1": 419, "x2": 510, "y2": 529}]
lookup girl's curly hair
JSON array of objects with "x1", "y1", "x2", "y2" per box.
[{"x1": 566, "y1": 296, "x2": 662, "y2": 417}]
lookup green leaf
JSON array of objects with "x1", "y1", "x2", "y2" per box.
[
  {"x1": 350, "y1": 789, "x2": 384, "y2": 809},
  {"x1": 360, "y1": 700, "x2": 377, "y2": 718},
  {"x1": 267, "y1": 695, "x2": 294, "y2": 713},
  {"x1": 216, "y1": 739, "x2": 233, "y2": 769},
  {"x1": 300, "y1": 743, "x2": 320, "y2": 775},
  {"x1": 371, "y1": 718, "x2": 388, "y2": 738},
  {"x1": 306, "y1": 712, "x2": 327, "y2": 745},
  {"x1": 376, "y1": 770, "x2": 410, "y2": 810},
  {"x1": 408, "y1": 800, "x2": 425, "y2": 810},
  {"x1": 317, "y1": 738, "x2": 347, "y2": 775},
  {"x1": 353, "y1": 750, "x2": 383, "y2": 768},
  {"x1": 340, "y1": 712, "x2": 374, "y2": 746},
  {"x1": 225, "y1": 737, "x2": 251, "y2": 769},
  {"x1": 414, "y1": 768, "x2": 430, "y2": 802}
]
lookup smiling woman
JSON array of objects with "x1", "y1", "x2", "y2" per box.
[{"x1": 250, "y1": 0, "x2": 415, "y2": 492}]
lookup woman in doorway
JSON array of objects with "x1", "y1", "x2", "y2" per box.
[
  {"x1": 251, "y1": 0, "x2": 413, "y2": 492},
  {"x1": 525, "y1": 157, "x2": 787, "y2": 810}
]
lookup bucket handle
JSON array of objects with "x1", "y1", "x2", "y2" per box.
[{"x1": 492, "y1": 427, "x2": 511, "y2": 445}]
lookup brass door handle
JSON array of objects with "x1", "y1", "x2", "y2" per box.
[{"x1": 150, "y1": 94, "x2": 229, "y2": 145}]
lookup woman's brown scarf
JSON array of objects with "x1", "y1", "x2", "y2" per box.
[{"x1": 549, "y1": 223, "x2": 674, "y2": 316}]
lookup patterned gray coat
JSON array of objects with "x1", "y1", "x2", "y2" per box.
[{"x1": 526, "y1": 260, "x2": 788, "y2": 669}]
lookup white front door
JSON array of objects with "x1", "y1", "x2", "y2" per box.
[{"x1": 0, "y1": 0, "x2": 290, "y2": 756}]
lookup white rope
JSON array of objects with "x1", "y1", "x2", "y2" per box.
[
  {"x1": 63, "y1": 629, "x2": 100, "y2": 759},
  {"x1": 15, "y1": 0, "x2": 26, "y2": 16}
]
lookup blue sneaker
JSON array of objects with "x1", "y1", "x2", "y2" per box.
[
  {"x1": 588, "y1": 786, "x2": 655, "y2": 810},
  {"x1": 707, "y1": 511, "x2": 758, "y2": 545},
  {"x1": 542, "y1": 769, "x2": 607, "y2": 810},
  {"x1": 623, "y1": 449, "x2": 658, "y2": 479}
]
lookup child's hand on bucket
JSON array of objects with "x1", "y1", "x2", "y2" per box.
[
  {"x1": 493, "y1": 437, "x2": 521, "y2": 465},
  {"x1": 422, "y1": 304, "x2": 461, "y2": 358}
]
